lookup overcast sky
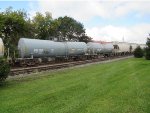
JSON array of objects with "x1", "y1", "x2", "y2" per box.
[{"x1": 1, "y1": 0, "x2": 150, "y2": 44}]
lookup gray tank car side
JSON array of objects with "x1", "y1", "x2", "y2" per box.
[
  {"x1": 65, "y1": 42, "x2": 87, "y2": 56},
  {"x1": 18, "y1": 38, "x2": 87, "y2": 58},
  {"x1": 18, "y1": 38, "x2": 66, "y2": 58},
  {"x1": 102, "y1": 43, "x2": 114, "y2": 54},
  {"x1": 87, "y1": 42, "x2": 103, "y2": 55}
]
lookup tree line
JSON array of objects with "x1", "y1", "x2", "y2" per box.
[{"x1": 0, "y1": 7, "x2": 92, "y2": 57}]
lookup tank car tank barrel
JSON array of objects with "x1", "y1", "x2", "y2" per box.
[{"x1": 18, "y1": 38, "x2": 87, "y2": 58}]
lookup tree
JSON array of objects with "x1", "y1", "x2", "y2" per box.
[
  {"x1": 0, "y1": 58, "x2": 10, "y2": 84},
  {"x1": 133, "y1": 46, "x2": 144, "y2": 58},
  {"x1": 55, "y1": 16, "x2": 92, "y2": 42},
  {"x1": 32, "y1": 15, "x2": 92, "y2": 42},
  {"x1": 32, "y1": 12, "x2": 52, "y2": 40},
  {"x1": 0, "y1": 7, "x2": 31, "y2": 58},
  {"x1": 78, "y1": 35, "x2": 92, "y2": 43},
  {"x1": 145, "y1": 37, "x2": 150, "y2": 60}
]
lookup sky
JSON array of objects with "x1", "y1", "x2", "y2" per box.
[{"x1": 0, "y1": 0, "x2": 150, "y2": 44}]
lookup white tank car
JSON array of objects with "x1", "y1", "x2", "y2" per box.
[
  {"x1": 130, "y1": 43, "x2": 138, "y2": 52},
  {"x1": 139, "y1": 44, "x2": 146, "y2": 49},
  {"x1": 0, "y1": 38, "x2": 4, "y2": 57},
  {"x1": 18, "y1": 38, "x2": 87, "y2": 58},
  {"x1": 113, "y1": 42, "x2": 130, "y2": 54},
  {"x1": 87, "y1": 42, "x2": 104, "y2": 55}
]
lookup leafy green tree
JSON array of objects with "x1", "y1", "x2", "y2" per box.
[
  {"x1": 32, "y1": 15, "x2": 91, "y2": 42},
  {"x1": 55, "y1": 16, "x2": 92, "y2": 42},
  {"x1": 0, "y1": 7, "x2": 30, "y2": 58},
  {"x1": 78, "y1": 35, "x2": 92, "y2": 43},
  {"x1": 145, "y1": 37, "x2": 150, "y2": 60},
  {"x1": 32, "y1": 12, "x2": 52, "y2": 39},
  {"x1": 0, "y1": 58, "x2": 10, "y2": 84},
  {"x1": 48, "y1": 19, "x2": 61, "y2": 39},
  {"x1": 133, "y1": 46, "x2": 144, "y2": 58}
]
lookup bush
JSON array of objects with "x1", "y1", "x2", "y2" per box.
[
  {"x1": 145, "y1": 47, "x2": 150, "y2": 60},
  {"x1": 133, "y1": 46, "x2": 144, "y2": 58},
  {"x1": 0, "y1": 58, "x2": 10, "y2": 83},
  {"x1": 145, "y1": 38, "x2": 150, "y2": 60}
]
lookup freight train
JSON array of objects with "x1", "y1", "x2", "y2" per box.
[{"x1": 0, "y1": 38, "x2": 146, "y2": 66}]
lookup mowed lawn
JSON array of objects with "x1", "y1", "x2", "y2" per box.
[{"x1": 0, "y1": 58, "x2": 150, "y2": 113}]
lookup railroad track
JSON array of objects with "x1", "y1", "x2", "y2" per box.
[{"x1": 10, "y1": 56, "x2": 131, "y2": 76}]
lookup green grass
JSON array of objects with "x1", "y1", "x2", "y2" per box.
[{"x1": 0, "y1": 58, "x2": 150, "y2": 113}]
